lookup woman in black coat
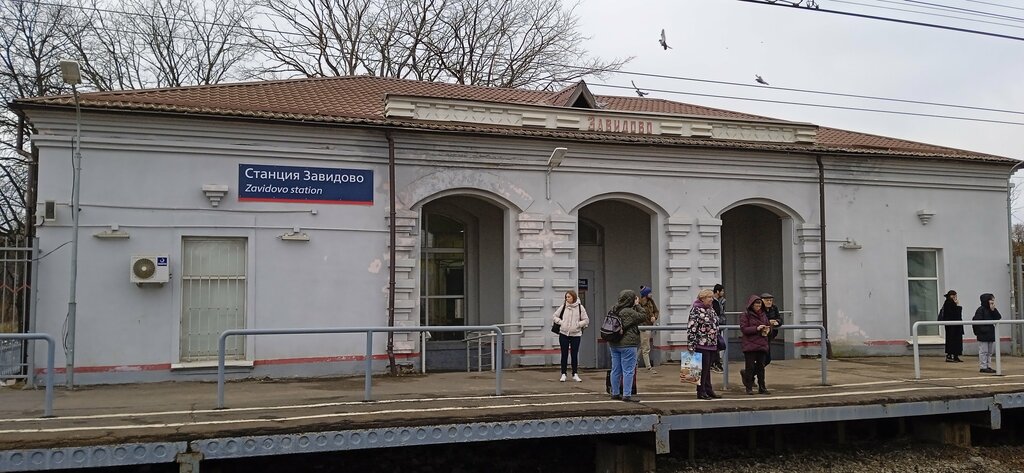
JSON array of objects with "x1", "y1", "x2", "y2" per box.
[{"x1": 938, "y1": 290, "x2": 963, "y2": 362}]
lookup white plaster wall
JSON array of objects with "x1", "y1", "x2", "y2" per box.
[
  {"x1": 824, "y1": 159, "x2": 1012, "y2": 353},
  {"x1": 25, "y1": 109, "x2": 1015, "y2": 383}
]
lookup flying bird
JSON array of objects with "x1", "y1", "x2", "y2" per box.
[
  {"x1": 659, "y1": 29, "x2": 672, "y2": 50},
  {"x1": 631, "y1": 80, "x2": 649, "y2": 97},
  {"x1": 755, "y1": 75, "x2": 769, "y2": 85}
]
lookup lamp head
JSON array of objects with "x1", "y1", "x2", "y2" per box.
[
  {"x1": 60, "y1": 60, "x2": 81, "y2": 85},
  {"x1": 547, "y1": 147, "x2": 568, "y2": 168}
]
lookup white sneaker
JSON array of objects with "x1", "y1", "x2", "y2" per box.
[
  {"x1": 559, "y1": 374, "x2": 567, "y2": 382},
  {"x1": 572, "y1": 374, "x2": 582, "y2": 382}
]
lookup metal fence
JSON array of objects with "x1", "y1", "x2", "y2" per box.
[
  {"x1": 911, "y1": 319, "x2": 1024, "y2": 379},
  {"x1": 463, "y1": 323, "x2": 523, "y2": 373},
  {"x1": 217, "y1": 325, "x2": 506, "y2": 409},
  {"x1": 640, "y1": 323, "x2": 829, "y2": 389},
  {"x1": 0, "y1": 237, "x2": 37, "y2": 384},
  {"x1": 0, "y1": 333, "x2": 56, "y2": 417}
]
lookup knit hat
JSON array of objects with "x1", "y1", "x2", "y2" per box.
[{"x1": 639, "y1": 286, "x2": 652, "y2": 298}]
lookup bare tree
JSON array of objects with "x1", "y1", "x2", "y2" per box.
[
  {"x1": 0, "y1": 0, "x2": 83, "y2": 237},
  {"x1": 68, "y1": 0, "x2": 258, "y2": 90},
  {"x1": 1013, "y1": 223, "x2": 1024, "y2": 259},
  {"x1": 243, "y1": 0, "x2": 629, "y2": 88}
]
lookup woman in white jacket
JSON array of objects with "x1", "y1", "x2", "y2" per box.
[{"x1": 553, "y1": 290, "x2": 590, "y2": 382}]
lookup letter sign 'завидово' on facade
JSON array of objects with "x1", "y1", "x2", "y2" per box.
[{"x1": 238, "y1": 163, "x2": 374, "y2": 205}]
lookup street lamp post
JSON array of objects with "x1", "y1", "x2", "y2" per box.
[{"x1": 60, "y1": 60, "x2": 82, "y2": 389}]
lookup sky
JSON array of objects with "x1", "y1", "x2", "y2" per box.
[{"x1": 574, "y1": 0, "x2": 1024, "y2": 219}]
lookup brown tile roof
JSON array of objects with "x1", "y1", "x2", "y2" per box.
[{"x1": 14, "y1": 75, "x2": 1013, "y2": 163}]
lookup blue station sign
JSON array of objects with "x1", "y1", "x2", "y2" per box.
[{"x1": 238, "y1": 164, "x2": 373, "y2": 205}]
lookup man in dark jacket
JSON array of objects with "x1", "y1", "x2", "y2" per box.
[
  {"x1": 760, "y1": 293, "x2": 783, "y2": 365},
  {"x1": 973, "y1": 293, "x2": 1001, "y2": 374}
]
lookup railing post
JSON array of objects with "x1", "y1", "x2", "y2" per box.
[
  {"x1": 1016, "y1": 257, "x2": 1023, "y2": 356},
  {"x1": 495, "y1": 326, "x2": 504, "y2": 396},
  {"x1": 217, "y1": 332, "x2": 228, "y2": 409},
  {"x1": 995, "y1": 330, "x2": 1002, "y2": 375},
  {"x1": 721, "y1": 327, "x2": 730, "y2": 390},
  {"x1": 364, "y1": 330, "x2": 374, "y2": 402},
  {"x1": 819, "y1": 326, "x2": 827, "y2": 385},
  {"x1": 912, "y1": 322, "x2": 921, "y2": 380},
  {"x1": 42, "y1": 334, "x2": 54, "y2": 417}
]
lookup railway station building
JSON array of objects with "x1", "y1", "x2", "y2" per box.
[{"x1": 14, "y1": 77, "x2": 1019, "y2": 384}]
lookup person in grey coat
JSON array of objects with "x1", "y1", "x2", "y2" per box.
[{"x1": 973, "y1": 293, "x2": 1001, "y2": 374}]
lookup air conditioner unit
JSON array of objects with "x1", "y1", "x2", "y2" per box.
[{"x1": 131, "y1": 255, "x2": 170, "y2": 285}]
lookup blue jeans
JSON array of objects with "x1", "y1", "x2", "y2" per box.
[{"x1": 609, "y1": 345, "x2": 638, "y2": 397}]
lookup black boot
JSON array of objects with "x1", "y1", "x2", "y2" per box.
[
  {"x1": 954, "y1": 355, "x2": 963, "y2": 363},
  {"x1": 757, "y1": 369, "x2": 770, "y2": 394},
  {"x1": 741, "y1": 369, "x2": 753, "y2": 394}
]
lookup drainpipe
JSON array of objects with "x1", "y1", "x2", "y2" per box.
[
  {"x1": 386, "y1": 131, "x2": 398, "y2": 376},
  {"x1": 1006, "y1": 160, "x2": 1024, "y2": 356},
  {"x1": 816, "y1": 156, "x2": 834, "y2": 359}
]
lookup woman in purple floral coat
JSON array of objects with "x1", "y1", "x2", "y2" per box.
[{"x1": 687, "y1": 288, "x2": 721, "y2": 400}]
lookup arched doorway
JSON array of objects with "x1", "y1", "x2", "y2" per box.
[
  {"x1": 577, "y1": 199, "x2": 655, "y2": 369},
  {"x1": 420, "y1": 195, "x2": 506, "y2": 371},
  {"x1": 721, "y1": 204, "x2": 791, "y2": 361}
]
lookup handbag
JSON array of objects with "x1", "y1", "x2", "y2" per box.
[
  {"x1": 716, "y1": 332, "x2": 727, "y2": 351},
  {"x1": 551, "y1": 304, "x2": 567, "y2": 334}
]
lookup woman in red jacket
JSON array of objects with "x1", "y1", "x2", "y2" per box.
[{"x1": 739, "y1": 294, "x2": 772, "y2": 395}]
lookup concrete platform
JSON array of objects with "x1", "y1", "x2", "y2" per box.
[{"x1": 1, "y1": 356, "x2": 1023, "y2": 471}]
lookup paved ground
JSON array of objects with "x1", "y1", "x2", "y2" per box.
[{"x1": 1, "y1": 356, "x2": 1022, "y2": 451}]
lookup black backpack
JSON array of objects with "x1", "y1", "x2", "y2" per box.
[{"x1": 600, "y1": 309, "x2": 624, "y2": 342}]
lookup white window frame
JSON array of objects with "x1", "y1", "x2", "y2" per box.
[
  {"x1": 179, "y1": 237, "x2": 248, "y2": 363},
  {"x1": 907, "y1": 248, "x2": 943, "y2": 340}
]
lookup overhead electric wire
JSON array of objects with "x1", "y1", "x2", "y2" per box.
[
  {"x1": 6, "y1": 3, "x2": 1023, "y2": 127},
  {"x1": 903, "y1": 0, "x2": 1024, "y2": 22},
  {"x1": 962, "y1": 0, "x2": 1024, "y2": 13},
  {"x1": 856, "y1": 0, "x2": 1024, "y2": 25},
  {"x1": 11, "y1": 8, "x2": 1023, "y2": 119},
  {"x1": 585, "y1": 81, "x2": 1024, "y2": 127},
  {"x1": 737, "y1": 0, "x2": 1024, "y2": 41},
  {"x1": 850, "y1": 0, "x2": 1024, "y2": 27},
  {"x1": 539, "y1": 62, "x2": 1024, "y2": 116}
]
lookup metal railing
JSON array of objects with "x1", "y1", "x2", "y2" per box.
[
  {"x1": 462, "y1": 323, "x2": 523, "y2": 373},
  {"x1": 640, "y1": 323, "x2": 828, "y2": 389},
  {"x1": 721, "y1": 311, "x2": 794, "y2": 327},
  {"x1": 720, "y1": 324, "x2": 827, "y2": 388},
  {"x1": 217, "y1": 325, "x2": 505, "y2": 409},
  {"x1": 0, "y1": 333, "x2": 55, "y2": 417},
  {"x1": 912, "y1": 320, "x2": 1024, "y2": 379}
]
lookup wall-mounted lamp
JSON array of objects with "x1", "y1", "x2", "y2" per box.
[
  {"x1": 93, "y1": 224, "x2": 130, "y2": 239},
  {"x1": 839, "y1": 238, "x2": 862, "y2": 250},
  {"x1": 916, "y1": 209, "x2": 935, "y2": 225},
  {"x1": 202, "y1": 184, "x2": 229, "y2": 207},
  {"x1": 280, "y1": 227, "x2": 310, "y2": 241},
  {"x1": 545, "y1": 147, "x2": 568, "y2": 200}
]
